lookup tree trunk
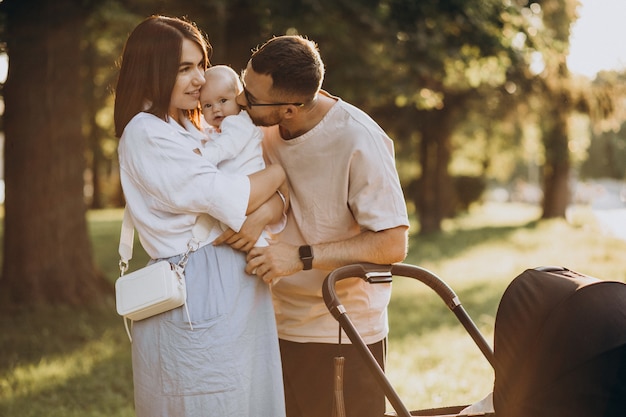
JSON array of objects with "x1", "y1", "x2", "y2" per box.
[
  {"x1": 1, "y1": 0, "x2": 111, "y2": 308},
  {"x1": 416, "y1": 110, "x2": 455, "y2": 234},
  {"x1": 541, "y1": 91, "x2": 571, "y2": 219},
  {"x1": 84, "y1": 37, "x2": 104, "y2": 209},
  {"x1": 536, "y1": 0, "x2": 576, "y2": 219}
]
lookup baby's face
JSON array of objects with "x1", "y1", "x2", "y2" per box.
[{"x1": 200, "y1": 82, "x2": 241, "y2": 128}]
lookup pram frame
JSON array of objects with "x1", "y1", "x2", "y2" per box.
[{"x1": 322, "y1": 262, "x2": 496, "y2": 417}]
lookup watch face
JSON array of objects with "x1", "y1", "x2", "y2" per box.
[
  {"x1": 299, "y1": 245, "x2": 313, "y2": 270},
  {"x1": 299, "y1": 245, "x2": 312, "y2": 258}
]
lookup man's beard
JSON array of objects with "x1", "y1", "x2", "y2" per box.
[{"x1": 248, "y1": 109, "x2": 282, "y2": 127}]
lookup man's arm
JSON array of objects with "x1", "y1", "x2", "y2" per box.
[{"x1": 246, "y1": 225, "x2": 408, "y2": 283}]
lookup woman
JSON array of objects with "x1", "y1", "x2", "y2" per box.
[{"x1": 114, "y1": 16, "x2": 286, "y2": 416}]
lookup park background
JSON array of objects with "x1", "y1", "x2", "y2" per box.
[{"x1": 1, "y1": 0, "x2": 626, "y2": 415}]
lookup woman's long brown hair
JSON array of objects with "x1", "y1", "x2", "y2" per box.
[{"x1": 114, "y1": 15, "x2": 211, "y2": 137}]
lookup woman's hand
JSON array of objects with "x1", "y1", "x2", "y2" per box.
[
  {"x1": 213, "y1": 227, "x2": 255, "y2": 252},
  {"x1": 213, "y1": 193, "x2": 280, "y2": 252},
  {"x1": 213, "y1": 207, "x2": 269, "y2": 252},
  {"x1": 247, "y1": 164, "x2": 286, "y2": 213}
]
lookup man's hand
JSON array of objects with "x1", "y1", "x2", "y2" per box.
[{"x1": 245, "y1": 241, "x2": 302, "y2": 283}]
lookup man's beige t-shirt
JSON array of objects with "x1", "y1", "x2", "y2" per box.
[{"x1": 262, "y1": 94, "x2": 409, "y2": 344}]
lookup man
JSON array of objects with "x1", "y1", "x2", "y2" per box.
[{"x1": 233, "y1": 35, "x2": 409, "y2": 417}]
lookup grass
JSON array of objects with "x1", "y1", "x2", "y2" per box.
[
  {"x1": 0, "y1": 306, "x2": 134, "y2": 417},
  {"x1": 1, "y1": 202, "x2": 626, "y2": 416}
]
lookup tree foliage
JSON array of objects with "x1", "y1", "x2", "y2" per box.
[
  {"x1": 73, "y1": 0, "x2": 624, "y2": 228},
  {"x1": 580, "y1": 71, "x2": 626, "y2": 179}
]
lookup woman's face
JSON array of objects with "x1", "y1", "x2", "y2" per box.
[{"x1": 168, "y1": 38, "x2": 206, "y2": 123}]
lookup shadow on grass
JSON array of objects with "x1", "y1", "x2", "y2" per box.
[
  {"x1": 0, "y1": 303, "x2": 122, "y2": 370},
  {"x1": 0, "y1": 349, "x2": 134, "y2": 417},
  {"x1": 408, "y1": 220, "x2": 539, "y2": 263},
  {"x1": 0, "y1": 304, "x2": 134, "y2": 416}
]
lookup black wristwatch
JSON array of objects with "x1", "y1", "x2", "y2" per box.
[{"x1": 299, "y1": 245, "x2": 314, "y2": 270}]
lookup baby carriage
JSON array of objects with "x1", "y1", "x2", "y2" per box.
[{"x1": 322, "y1": 263, "x2": 626, "y2": 417}]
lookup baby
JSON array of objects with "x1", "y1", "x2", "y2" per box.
[
  {"x1": 198, "y1": 65, "x2": 265, "y2": 174},
  {"x1": 198, "y1": 65, "x2": 284, "y2": 248}
]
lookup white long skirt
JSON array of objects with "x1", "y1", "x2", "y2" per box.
[{"x1": 130, "y1": 243, "x2": 285, "y2": 417}]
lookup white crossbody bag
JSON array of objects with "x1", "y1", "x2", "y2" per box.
[{"x1": 115, "y1": 209, "x2": 213, "y2": 341}]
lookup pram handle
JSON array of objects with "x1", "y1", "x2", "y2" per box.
[
  {"x1": 322, "y1": 263, "x2": 496, "y2": 417},
  {"x1": 322, "y1": 263, "x2": 463, "y2": 316},
  {"x1": 322, "y1": 263, "x2": 412, "y2": 417}
]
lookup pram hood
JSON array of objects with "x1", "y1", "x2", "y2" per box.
[{"x1": 493, "y1": 267, "x2": 626, "y2": 417}]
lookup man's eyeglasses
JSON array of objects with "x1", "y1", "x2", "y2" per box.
[{"x1": 243, "y1": 88, "x2": 304, "y2": 107}]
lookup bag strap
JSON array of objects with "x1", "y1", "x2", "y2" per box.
[
  {"x1": 118, "y1": 208, "x2": 213, "y2": 341},
  {"x1": 118, "y1": 208, "x2": 213, "y2": 274},
  {"x1": 118, "y1": 208, "x2": 135, "y2": 271}
]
